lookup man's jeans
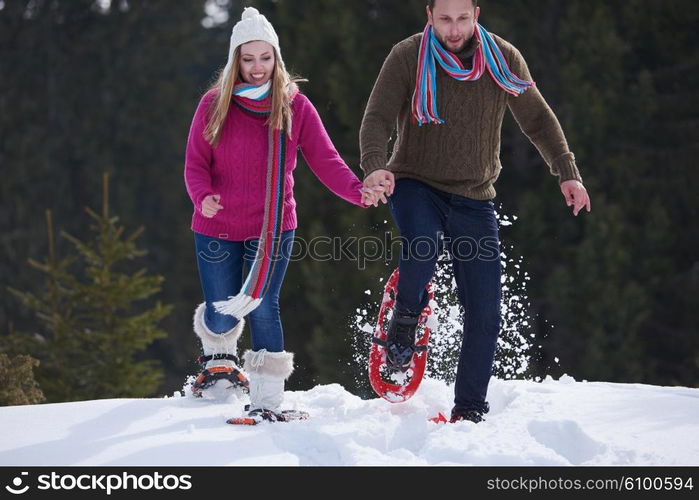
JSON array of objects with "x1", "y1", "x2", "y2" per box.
[
  {"x1": 194, "y1": 230, "x2": 295, "y2": 352},
  {"x1": 389, "y1": 179, "x2": 501, "y2": 413}
]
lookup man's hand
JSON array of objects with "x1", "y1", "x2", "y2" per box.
[
  {"x1": 363, "y1": 169, "x2": 395, "y2": 205},
  {"x1": 201, "y1": 194, "x2": 224, "y2": 218},
  {"x1": 561, "y1": 180, "x2": 591, "y2": 216}
]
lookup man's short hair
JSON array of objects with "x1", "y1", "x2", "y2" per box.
[{"x1": 427, "y1": 0, "x2": 479, "y2": 10}]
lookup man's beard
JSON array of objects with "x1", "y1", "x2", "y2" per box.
[{"x1": 435, "y1": 32, "x2": 468, "y2": 53}]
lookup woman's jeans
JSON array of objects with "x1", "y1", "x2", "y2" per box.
[
  {"x1": 194, "y1": 230, "x2": 295, "y2": 353},
  {"x1": 389, "y1": 179, "x2": 501, "y2": 413}
]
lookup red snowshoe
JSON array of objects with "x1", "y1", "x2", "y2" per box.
[{"x1": 369, "y1": 268, "x2": 435, "y2": 403}]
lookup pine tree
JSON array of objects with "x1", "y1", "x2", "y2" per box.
[
  {"x1": 0, "y1": 352, "x2": 45, "y2": 406},
  {"x1": 3, "y1": 173, "x2": 172, "y2": 402}
]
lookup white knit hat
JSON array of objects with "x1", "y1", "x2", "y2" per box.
[{"x1": 223, "y1": 7, "x2": 281, "y2": 79}]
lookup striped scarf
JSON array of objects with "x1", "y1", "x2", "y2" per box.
[
  {"x1": 412, "y1": 23, "x2": 535, "y2": 125},
  {"x1": 214, "y1": 80, "x2": 296, "y2": 320}
]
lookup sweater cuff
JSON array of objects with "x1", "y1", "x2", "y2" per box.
[
  {"x1": 360, "y1": 155, "x2": 388, "y2": 178},
  {"x1": 551, "y1": 153, "x2": 582, "y2": 184}
]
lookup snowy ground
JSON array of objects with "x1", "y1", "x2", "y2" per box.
[{"x1": 0, "y1": 376, "x2": 697, "y2": 466}]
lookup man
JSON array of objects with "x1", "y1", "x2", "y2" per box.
[{"x1": 360, "y1": 0, "x2": 591, "y2": 423}]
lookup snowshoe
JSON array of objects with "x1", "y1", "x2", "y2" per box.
[
  {"x1": 227, "y1": 405, "x2": 309, "y2": 425},
  {"x1": 369, "y1": 268, "x2": 435, "y2": 403},
  {"x1": 191, "y1": 353, "x2": 249, "y2": 397},
  {"x1": 428, "y1": 412, "x2": 449, "y2": 424},
  {"x1": 429, "y1": 404, "x2": 489, "y2": 424}
]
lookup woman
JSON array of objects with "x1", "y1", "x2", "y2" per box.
[{"x1": 184, "y1": 7, "x2": 382, "y2": 422}]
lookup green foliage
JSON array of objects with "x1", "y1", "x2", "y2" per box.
[
  {"x1": 0, "y1": 352, "x2": 45, "y2": 406},
  {"x1": 507, "y1": 0, "x2": 699, "y2": 385},
  {"x1": 2, "y1": 175, "x2": 172, "y2": 402}
]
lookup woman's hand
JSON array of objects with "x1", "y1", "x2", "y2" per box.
[
  {"x1": 201, "y1": 194, "x2": 224, "y2": 218},
  {"x1": 361, "y1": 185, "x2": 387, "y2": 207}
]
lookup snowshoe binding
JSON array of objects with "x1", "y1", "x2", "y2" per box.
[
  {"x1": 383, "y1": 303, "x2": 425, "y2": 372},
  {"x1": 191, "y1": 353, "x2": 249, "y2": 397}
]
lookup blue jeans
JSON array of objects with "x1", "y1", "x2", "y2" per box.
[
  {"x1": 194, "y1": 230, "x2": 295, "y2": 352},
  {"x1": 389, "y1": 179, "x2": 501, "y2": 413}
]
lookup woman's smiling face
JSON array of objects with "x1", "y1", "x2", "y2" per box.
[{"x1": 239, "y1": 40, "x2": 275, "y2": 86}]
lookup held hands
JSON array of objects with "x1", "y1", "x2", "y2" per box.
[
  {"x1": 561, "y1": 180, "x2": 591, "y2": 216},
  {"x1": 361, "y1": 183, "x2": 392, "y2": 207},
  {"x1": 361, "y1": 185, "x2": 384, "y2": 207},
  {"x1": 201, "y1": 194, "x2": 223, "y2": 218},
  {"x1": 362, "y1": 169, "x2": 395, "y2": 207}
]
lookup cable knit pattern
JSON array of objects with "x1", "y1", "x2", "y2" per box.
[
  {"x1": 360, "y1": 33, "x2": 582, "y2": 200},
  {"x1": 185, "y1": 90, "x2": 365, "y2": 241}
]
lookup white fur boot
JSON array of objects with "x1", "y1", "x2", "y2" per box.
[
  {"x1": 193, "y1": 303, "x2": 245, "y2": 366},
  {"x1": 192, "y1": 303, "x2": 247, "y2": 396},
  {"x1": 243, "y1": 349, "x2": 294, "y2": 413}
]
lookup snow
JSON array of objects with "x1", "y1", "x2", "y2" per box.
[{"x1": 1, "y1": 377, "x2": 697, "y2": 466}]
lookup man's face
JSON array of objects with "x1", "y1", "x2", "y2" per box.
[{"x1": 427, "y1": 0, "x2": 480, "y2": 53}]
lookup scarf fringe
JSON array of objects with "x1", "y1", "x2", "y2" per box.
[{"x1": 213, "y1": 295, "x2": 263, "y2": 320}]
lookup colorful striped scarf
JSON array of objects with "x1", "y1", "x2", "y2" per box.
[
  {"x1": 412, "y1": 23, "x2": 535, "y2": 125},
  {"x1": 214, "y1": 80, "x2": 296, "y2": 320}
]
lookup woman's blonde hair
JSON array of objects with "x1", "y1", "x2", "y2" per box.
[{"x1": 203, "y1": 46, "x2": 305, "y2": 146}]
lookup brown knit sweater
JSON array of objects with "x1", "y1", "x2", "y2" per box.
[{"x1": 360, "y1": 32, "x2": 582, "y2": 200}]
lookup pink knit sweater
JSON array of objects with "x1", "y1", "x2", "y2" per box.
[{"x1": 184, "y1": 90, "x2": 365, "y2": 241}]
